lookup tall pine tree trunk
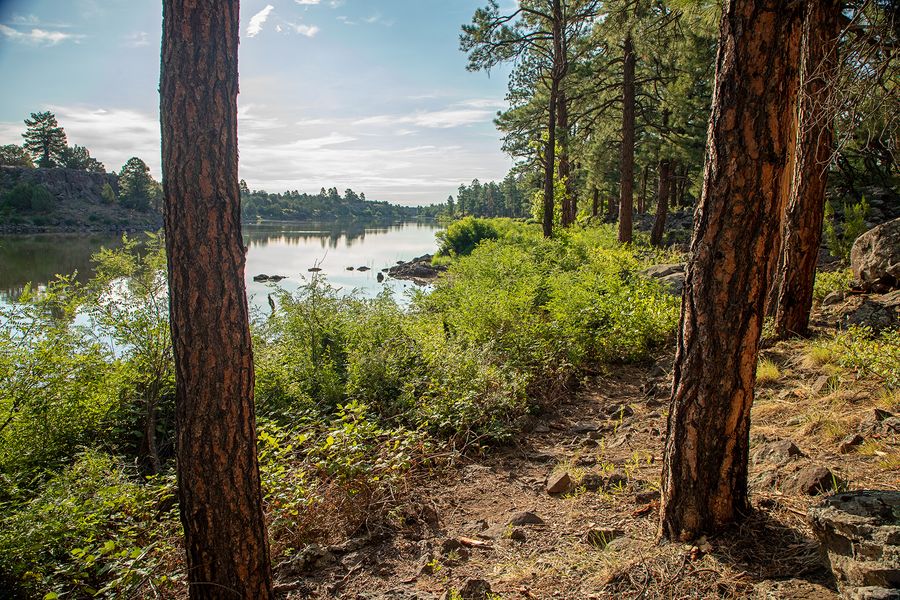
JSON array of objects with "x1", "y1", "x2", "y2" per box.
[
  {"x1": 651, "y1": 159, "x2": 670, "y2": 247},
  {"x1": 618, "y1": 33, "x2": 636, "y2": 243},
  {"x1": 543, "y1": 76, "x2": 559, "y2": 238},
  {"x1": 592, "y1": 187, "x2": 599, "y2": 217},
  {"x1": 660, "y1": 0, "x2": 801, "y2": 541},
  {"x1": 160, "y1": 1, "x2": 274, "y2": 597},
  {"x1": 558, "y1": 89, "x2": 572, "y2": 227},
  {"x1": 772, "y1": 0, "x2": 840, "y2": 338}
]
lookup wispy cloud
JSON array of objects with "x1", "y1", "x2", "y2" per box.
[
  {"x1": 363, "y1": 14, "x2": 394, "y2": 27},
  {"x1": 247, "y1": 5, "x2": 275, "y2": 38},
  {"x1": 0, "y1": 24, "x2": 83, "y2": 45},
  {"x1": 122, "y1": 31, "x2": 149, "y2": 47},
  {"x1": 355, "y1": 108, "x2": 493, "y2": 129},
  {"x1": 284, "y1": 22, "x2": 319, "y2": 37},
  {"x1": 295, "y1": 0, "x2": 321, "y2": 4}
]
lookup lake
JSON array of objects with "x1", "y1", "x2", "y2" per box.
[{"x1": 0, "y1": 220, "x2": 443, "y2": 311}]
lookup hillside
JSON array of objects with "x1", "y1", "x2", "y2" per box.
[{"x1": 0, "y1": 166, "x2": 162, "y2": 233}]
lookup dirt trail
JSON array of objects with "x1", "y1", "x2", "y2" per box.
[{"x1": 283, "y1": 343, "x2": 898, "y2": 599}]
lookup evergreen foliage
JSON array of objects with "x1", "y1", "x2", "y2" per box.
[{"x1": 22, "y1": 111, "x2": 68, "y2": 168}]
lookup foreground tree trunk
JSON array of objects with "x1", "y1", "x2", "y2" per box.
[
  {"x1": 160, "y1": 1, "x2": 274, "y2": 597},
  {"x1": 591, "y1": 187, "x2": 599, "y2": 218},
  {"x1": 660, "y1": 0, "x2": 801, "y2": 541},
  {"x1": 772, "y1": 0, "x2": 840, "y2": 338},
  {"x1": 651, "y1": 158, "x2": 670, "y2": 247},
  {"x1": 618, "y1": 33, "x2": 636, "y2": 244}
]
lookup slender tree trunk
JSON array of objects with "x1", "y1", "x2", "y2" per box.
[
  {"x1": 558, "y1": 89, "x2": 572, "y2": 227},
  {"x1": 542, "y1": 77, "x2": 558, "y2": 238},
  {"x1": 542, "y1": 0, "x2": 565, "y2": 238},
  {"x1": 660, "y1": 0, "x2": 802, "y2": 541},
  {"x1": 160, "y1": 1, "x2": 274, "y2": 597},
  {"x1": 592, "y1": 187, "x2": 599, "y2": 217},
  {"x1": 651, "y1": 159, "x2": 670, "y2": 247},
  {"x1": 772, "y1": 0, "x2": 840, "y2": 338},
  {"x1": 618, "y1": 33, "x2": 636, "y2": 244},
  {"x1": 638, "y1": 163, "x2": 649, "y2": 213}
]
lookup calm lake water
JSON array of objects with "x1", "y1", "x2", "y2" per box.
[{"x1": 0, "y1": 220, "x2": 442, "y2": 311}]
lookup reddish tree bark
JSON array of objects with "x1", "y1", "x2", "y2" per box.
[
  {"x1": 160, "y1": 1, "x2": 274, "y2": 597},
  {"x1": 660, "y1": 0, "x2": 801, "y2": 541},
  {"x1": 618, "y1": 33, "x2": 636, "y2": 244},
  {"x1": 772, "y1": 0, "x2": 841, "y2": 338},
  {"x1": 592, "y1": 187, "x2": 599, "y2": 218}
]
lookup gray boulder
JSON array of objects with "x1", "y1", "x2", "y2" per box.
[
  {"x1": 851, "y1": 218, "x2": 900, "y2": 290},
  {"x1": 808, "y1": 490, "x2": 900, "y2": 598}
]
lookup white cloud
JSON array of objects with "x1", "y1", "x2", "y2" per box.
[
  {"x1": 295, "y1": 0, "x2": 321, "y2": 4},
  {"x1": 247, "y1": 5, "x2": 275, "y2": 38},
  {"x1": 122, "y1": 31, "x2": 149, "y2": 47},
  {"x1": 285, "y1": 22, "x2": 319, "y2": 37},
  {"x1": 363, "y1": 14, "x2": 394, "y2": 27},
  {"x1": 0, "y1": 24, "x2": 82, "y2": 45},
  {"x1": 355, "y1": 108, "x2": 493, "y2": 129}
]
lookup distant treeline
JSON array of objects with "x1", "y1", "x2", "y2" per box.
[
  {"x1": 239, "y1": 183, "x2": 420, "y2": 222},
  {"x1": 418, "y1": 174, "x2": 533, "y2": 220}
]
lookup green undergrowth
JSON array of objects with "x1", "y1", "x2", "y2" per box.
[{"x1": 0, "y1": 220, "x2": 680, "y2": 598}]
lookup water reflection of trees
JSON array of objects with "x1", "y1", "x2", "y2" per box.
[
  {"x1": 0, "y1": 234, "x2": 123, "y2": 301},
  {"x1": 243, "y1": 219, "x2": 416, "y2": 249}
]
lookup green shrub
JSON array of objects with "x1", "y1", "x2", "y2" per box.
[
  {"x1": 0, "y1": 451, "x2": 179, "y2": 599},
  {"x1": 813, "y1": 268, "x2": 854, "y2": 302},
  {"x1": 29, "y1": 185, "x2": 55, "y2": 212},
  {"x1": 824, "y1": 197, "x2": 869, "y2": 260},
  {"x1": 0, "y1": 182, "x2": 56, "y2": 213},
  {"x1": 436, "y1": 217, "x2": 499, "y2": 257}
]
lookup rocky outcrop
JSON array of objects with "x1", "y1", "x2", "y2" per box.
[
  {"x1": 808, "y1": 491, "x2": 900, "y2": 599},
  {"x1": 851, "y1": 218, "x2": 900, "y2": 291},
  {"x1": 387, "y1": 254, "x2": 447, "y2": 284},
  {"x1": 641, "y1": 263, "x2": 686, "y2": 296},
  {"x1": 1, "y1": 165, "x2": 118, "y2": 204},
  {"x1": 0, "y1": 166, "x2": 161, "y2": 233},
  {"x1": 822, "y1": 290, "x2": 900, "y2": 333}
]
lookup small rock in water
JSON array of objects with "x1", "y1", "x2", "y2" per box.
[
  {"x1": 307, "y1": 267, "x2": 322, "y2": 272},
  {"x1": 377, "y1": 272, "x2": 385, "y2": 282},
  {"x1": 346, "y1": 266, "x2": 355, "y2": 271},
  {"x1": 357, "y1": 266, "x2": 371, "y2": 271}
]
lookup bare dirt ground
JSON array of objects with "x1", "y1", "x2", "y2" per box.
[{"x1": 280, "y1": 325, "x2": 899, "y2": 600}]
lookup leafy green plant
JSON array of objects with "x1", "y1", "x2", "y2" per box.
[
  {"x1": 435, "y1": 216, "x2": 499, "y2": 257},
  {"x1": 824, "y1": 197, "x2": 870, "y2": 260}
]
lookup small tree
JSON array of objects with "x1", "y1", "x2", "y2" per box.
[
  {"x1": 0, "y1": 144, "x2": 34, "y2": 168},
  {"x1": 59, "y1": 145, "x2": 105, "y2": 172},
  {"x1": 22, "y1": 111, "x2": 67, "y2": 168},
  {"x1": 118, "y1": 157, "x2": 155, "y2": 211}
]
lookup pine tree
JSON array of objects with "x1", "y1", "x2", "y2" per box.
[{"x1": 22, "y1": 111, "x2": 67, "y2": 168}]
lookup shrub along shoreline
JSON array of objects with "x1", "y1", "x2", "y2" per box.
[{"x1": 0, "y1": 219, "x2": 682, "y2": 598}]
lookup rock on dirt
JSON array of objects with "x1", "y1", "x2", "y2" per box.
[
  {"x1": 585, "y1": 527, "x2": 623, "y2": 549},
  {"x1": 824, "y1": 290, "x2": 900, "y2": 332},
  {"x1": 839, "y1": 434, "x2": 865, "y2": 454},
  {"x1": 851, "y1": 217, "x2": 900, "y2": 291},
  {"x1": 442, "y1": 579, "x2": 492, "y2": 600},
  {"x1": 753, "y1": 439, "x2": 806, "y2": 466},
  {"x1": 808, "y1": 490, "x2": 900, "y2": 598},
  {"x1": 788, "y1": 464, "x2": 842, "y2": 495},
  {"x1": 546, "y1": 471, "x2": 572, "y2": 494},
  {"x1": 508, "y1": 511, "x2": 544, "y2": 526}
]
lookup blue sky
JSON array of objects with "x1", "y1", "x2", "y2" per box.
[{"x1": 0, "y1": 0, "x2": 515, "y2": 205}]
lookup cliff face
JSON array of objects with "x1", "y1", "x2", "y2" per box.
[
  {"x1": 0, "y1": 166, "x2": 161, "y2": 233},
  {"x1": 0, "y1": 166, "x2": 119, "y2": 204}
]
